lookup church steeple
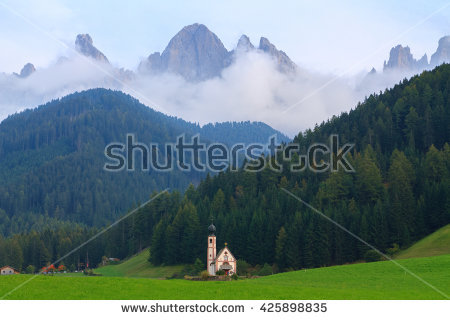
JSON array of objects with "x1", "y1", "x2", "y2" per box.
[
  {"x1": 205, "y1": 222, "x2": 237, "y2": 276},
  {"x1": 207, "y1": 221, "x2": 217, "y2": 275}
]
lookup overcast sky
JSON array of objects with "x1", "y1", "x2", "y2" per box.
[{"x1": 1, "y1": 0, "x2": 449, "y2": 74}]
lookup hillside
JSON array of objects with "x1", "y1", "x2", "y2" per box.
[
  {"x1": 1, "y1": 255, "x2": 449, "y2": 299},
  {"x1": 0, "y1": 88, "x2": 288, "y2": 234},
  {"x1": 1, "y1": 65, "x2": 449, "y2": 274},
  {"x1": 88, "y1": 61, "x2": 450, "y2": 272},
  {"x1": 95, "y1": 250, "x2": 184, "y2": 279},
  {"x1": 139, "y1": 64, "x2": 450, "y2": 269},
  {"x1": 396, "y1": 224, "x2": 450, "y2": 259}
]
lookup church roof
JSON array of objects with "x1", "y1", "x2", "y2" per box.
[
  {"x1": 0, "y1": 265, "x2": 19, "y2": 272},
  {"x1": 219, "y1": 263, "x2": 233, "y2": 270},
  {"x1": 214, "y1": 245, "x2": 236, "y2": 262}
]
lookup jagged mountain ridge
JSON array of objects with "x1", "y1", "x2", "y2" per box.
[
  {"x1": 13, "y1": 63, "x2": 36, "y2": 78},
  {"x1": 374, "y1": 35, "x2": 450, "y2": 74},
  {"x1": 10, "y1": 24, "x2": 450, "y2": 82},
  {"x1": 75, "y1": 34, "x2": 109, "y2": 63},
  {"x1": 430, "y1": 36, "x2": 450, "y2": 66},
  {"x1": 138, "y1": 23, "x2": 297, "y2": 80},
  {"x1": 383, "y1": 45, "x2": 428, "y2": 71}
]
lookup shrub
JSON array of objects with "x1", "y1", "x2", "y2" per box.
[
  {"x1": 386, "y1": 243, "x2": 400, "y2": 256},
  {"x1": 25, "y1": 265, "x2": 35, "y2": 274},
  {"x1": 193, "y1": 258, "x2": 204, "y2": 274},
  {"x1": 215, "y1": 270, "x2": 225, "y2": 276},
  {"x1": 258, "y1": 263, "x2": 273, "y2": 276},
  {"x1": 181, "y1": 265, "x2": 195, "y2": 276},
  {"x1": 231, "y1": 273, "x2": 239, "y2": 280},
  {"x1": 83, "y1": 269, "x2": 100, "y2": 276},
  {"x1": 58, "y1": 264, "x2": 66, "y2": 272},
  {"x1": 237, "y1": 259, "x2": 250, "y2": 275},
  {"x1": 167, "y1": 273, "x2": 183, "y2": 279},
  {"x1": 272, "y1": 263, "x2": 280, "y2": 274},
  {"x1": 252, "y1": 264, "x2": 262, "y2": 275},
  {"x1": 364, "y1": 250, "x2": 382, "y2": 262},
  {"x1": 200, "y1": 270, "x2": 210, "y2": 280}
]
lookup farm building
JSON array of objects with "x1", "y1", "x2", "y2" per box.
[{"x1": 0, "y1": 266, "x2": 19, "y2": 275}]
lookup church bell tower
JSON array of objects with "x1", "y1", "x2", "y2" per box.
[{"x1": 207, "y1": 222, "x2": 217, "y2": 275}]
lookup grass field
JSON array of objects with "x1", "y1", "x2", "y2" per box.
[
  {"x1": 95, "y1": 250, "x2": 185, "y2": 278},
  {"x1": 1, "y1": 254, "x2": 449, "y2": 300},
  {"x1": 396, "y1": 224, "x2": 450, "y2": 259}
]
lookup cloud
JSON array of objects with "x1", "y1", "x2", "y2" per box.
[{"x1": 0, "y1": 50, "x2": 420, "y2": 137}]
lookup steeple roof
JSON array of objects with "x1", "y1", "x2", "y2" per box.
[{"x1": 208, "y1": 223, "x2": 216, "y2": 235}]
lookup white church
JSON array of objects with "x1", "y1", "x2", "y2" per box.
[{"x1": 207, "y1": 223, "x2": 237, "y2": 276}]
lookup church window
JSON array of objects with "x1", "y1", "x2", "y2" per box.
[{"x1": 210, "y1": 239, "x2": 212, "y2": 244}]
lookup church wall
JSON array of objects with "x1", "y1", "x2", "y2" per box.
[{"x1": 215, "y1": 248, "x2": 237, "y2": 275}]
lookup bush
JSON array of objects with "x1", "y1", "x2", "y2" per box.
[
  {"x1": 181, "y1": 264, "x2": 195, "y2": 276},
  {"x1": 200, "y1": 270, "x2": 210, "y2": 280},
  {"x1": 215, "y1": 269, "x2": 225, "y2": 276},
  {"x1": 252, "y1": 264, "x2": 262, "y2": 275},
  {"x1": 237, "y1": 259, "x2": 250, "y2": 275},
  {"x1": 167, "y1": 273, "x2": 183, "y2": 279},
  {"x1": 25, "y1": 265, "x2": 35, "y2": 274},
  {"x1": 364, "y1": 250, "x2": 382, "y2": 262},
  {"x1": 272, "y1": 263, "x2": 280, "y2": 274},
  {"x1": 258, "y1": 263, "x2": 273, "y2": 276},
  {"x1": 83, "y1": 269, "x2": 101, "y2": 276},
  {"x1": 193, "y1": 258, "x2": 204, "y2": 274},
  {"x1": 181, "y1": 259, "x2": 205, "y2": 276},
  {"x1": 386, "y1": 243, "x2": 400, "y2": 256},
  {"x1": 231, "y1": 273, "x2": 239, "y2": 280},
  {"x1": 83, "y1": 269, "x2": 93, "y2": 276}
]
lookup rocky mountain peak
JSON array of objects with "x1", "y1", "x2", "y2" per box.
[
  {"x1": 75, "y1": 34, "x2": 109, "y2": 63},
  {"x1": 236, "y1": 34, "x2": 254, "y2": 52},
  {"x1": 430, "y1": 35, "x2": 450, "y2": 66},
  {"x1": 138, "y1": 52, "x2": 162, "y2": 74},
  {"x1": 417, "y1": 53, "x2": 428, "y2": 69},
  {"x1": 17, "y1": 63, "x2": 36, "y2": 78},
  {"x1": 259, "y1": 37, "x2": 297, "y2": 72},
  {"x1": 383, "y1": 45, "x2": 417, "y2": 71},
  {"x1": 139, "y1": 24, "x2": 297, "y2": 80},
  {"x1": 161, "y1": 23, "x2": 230, "y2": 80},
  {"x1": 259, "y1": 37, "x2": 275, "y2": 53}
]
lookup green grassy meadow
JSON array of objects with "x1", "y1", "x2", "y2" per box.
[
  {"x1": 396, "y1": 224, "x2": 450, "y2": 259},
  {"x1": 95, "y1": 250, "x2": 185, "y2": 278},
  {"x1": 1, "y1": 254, "x2": 449, "y2": 300}
]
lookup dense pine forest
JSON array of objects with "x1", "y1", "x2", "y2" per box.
[
  {"x1": 0, "y1": 64, "x2": 449, "y2": 273},
  {"x1": 0, "y1": 89, "x2": 287, "y2": 235}
]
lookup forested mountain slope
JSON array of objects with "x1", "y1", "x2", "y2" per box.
[
  {"x1": 140, "y1": 64, "x2": 450, "y2": 268},
  {"x1": 0, "y1": 88, "x2": 287, "y2": 234}
]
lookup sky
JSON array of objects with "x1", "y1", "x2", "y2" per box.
[
  {"x1": 1, "y1": 0, "x2": 449, "y2": 74},
  {"x1": 0, "y1": 0, "x2": 449, "y2": 137}
]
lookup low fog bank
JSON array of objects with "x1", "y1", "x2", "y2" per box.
[{"x1": 0, "y1": 51, "x2": 424, "y2": 137}]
